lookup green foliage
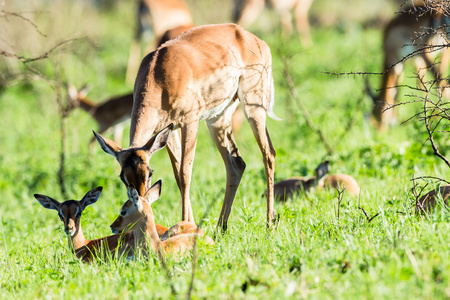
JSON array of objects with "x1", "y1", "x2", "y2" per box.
[{"x1": 1, "y1": 0, "x2": 450, "y2": 299}]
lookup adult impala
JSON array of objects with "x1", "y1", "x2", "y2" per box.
[
  {"x1": 232, "y1": 0, "x2": 315, "y2": 47},
  {"x1": 366, "y1": 3, "x2": 449, "y2": 129},
  {"x1": 126, "y1": 0, "x2": 193, "y2": 83},
  {"x1": 95, "y1": 24, "x2": 279, "y2": 230}
]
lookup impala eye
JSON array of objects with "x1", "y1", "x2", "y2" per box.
[{"x1": 120, "y1": 211, "x2": 126, "y2": 216}]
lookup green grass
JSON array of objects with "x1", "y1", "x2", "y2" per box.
[{"x1": 1, "y1": 0, "x2": 450, "y2": 299}]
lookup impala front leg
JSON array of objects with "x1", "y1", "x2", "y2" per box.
[{"x1": 180, "y1": 123, "x2": 198, "y2": 222}]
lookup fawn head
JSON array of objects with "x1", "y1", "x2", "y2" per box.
[
  {"x1": 93, "y1": 124, "x2": 173, "y2": 197},
  {"x1": 110, "y1": 180, "x2": 162, "y2": 235},
  {"x1": 34, "y1": 187, "x2": 102, "y2": 236}
]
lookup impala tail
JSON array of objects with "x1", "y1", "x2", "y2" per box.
[{"x1": 268, "y1": 79, "x2": 282, "y2": 121}]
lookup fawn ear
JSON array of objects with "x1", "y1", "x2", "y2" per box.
[
  {"x1": 80, "y1": 187, "x2": 103, "y2": 210},
  {"x1": 142, "y1": 123, "x2": 174, "y2": 157},
  {"x1": 93, "y1": 131, "x2": 123, "y2": 158},
  {"x1": 145, "y1": 180, "x2": 162, "y2": 205},
  {"x1": 34, "y1": 194, "x2": 60, "y2": 211},
  {"x1": 127, "y1": 184, "x2": 140, "y2": 205},
  {"x1": 315, "y1": 160, "x2": 330, "y2": 181}
]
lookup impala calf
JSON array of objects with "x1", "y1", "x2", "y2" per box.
[
  {"x1": 366, "y1": 3, "x2": 449, "y2": 129},
  {"x1": 34, "y1": 187, "x2": 169, "y2": 262},
  {"x1": 110, "y1": 181, "x2": 214, "y2": 257},
  {"x1": 415, "y1": 184, "x2": 450, "y2": 214},
  {"x1": 233, "y1": 0, "x2": 315, "y2": 47},
  {"x1": 95, "y1": 24, "x2": 279, "y2": 230},
  {"x1": 317, "y1": 174, "x2": 361, "y2": 197},
  {"x1": 67, "y1": 85, "x2": 133, "y2": 147},
  {"x1": 274, "y1": 161, "x2": 329, "y2": 201}
]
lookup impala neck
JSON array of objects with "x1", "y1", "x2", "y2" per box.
[
  {"x1": 69, "y1": 223, "x2": 88, "y2": 252},
  {"x1": 134, "y1": 205, "x2": 161, "y2": 251},
  {"x1": 129, "y1": 104, "x2": 161, "y2": 147},
  {"x1": 77, "y1": 96, "x2": 97, "y2": 114}
]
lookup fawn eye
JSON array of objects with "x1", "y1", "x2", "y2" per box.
[
  {"x1": 76, "y1": 212, "x2": 82, "y2": 218},
  {"x1": 120, "y1": 211, "x2": 126, "y2": 216}
]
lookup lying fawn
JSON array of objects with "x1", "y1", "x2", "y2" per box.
[
  {"x1": 415, "y1": 184, "x2": 450, "y2": 214},
  {"x1": 274, "y1": 161, "x2": 329, "y2": 201},
  {"x1": 110, "y1": 181, "x2": 214, "y2": 257},
  {"x1": 34, "y1": 187, "x2": 169, "y2": 262},
  {"x1": 274, "y1": 161, "x2": 361, "y2": 201}
]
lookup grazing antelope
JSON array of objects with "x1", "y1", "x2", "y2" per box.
[
  {"x1": 66, "y1": 85, "x2": 133, "y2": 147},
  {"x1": 34, "y1": 187, "x2": 169, "y2": 262},
  {"x1": 126, "y1": 0, "x2": 193, "y2": 83},
  {"x1": 232, "y1": 0, "x2": 315, "y2": 47},
  {"x1": 366, "y1": 3, "x2": 450, "y2": 129},
  {"x1": 94, "y1": 24, "x2": 279, "y2": 230},
  {"x1": 274, "y1": 161, "x2": 329, "y2": 201},
  {"x1": 415, "y1": 184, "x2": 450, "y2": 214},
  {"x1": 110, "y1": 182, "x2": 214, "y2": 257}
]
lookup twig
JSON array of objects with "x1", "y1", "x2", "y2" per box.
[
  {"x1": 335, "y1": 186, "x2": 345, "y2": 223},
  {"x1": 186, "y1": 188, "x2": 224, "y2": 300},
  {"x1": 0, "y1": 9, "x2": 47, "y2": 37},
  {"x1": 358, "y1": 207, "x2": 379, "y2": 223},
  {"x1": 423, "y1": 90, "x2": 450, "y2": 168}
]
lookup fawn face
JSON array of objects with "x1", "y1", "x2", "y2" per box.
[
  {"x1": 110, "y1": 180, "x2": 162, "y2": 235},
  {"x1": 93, "y1": 124, "x2": 173, "y2": 197},
  {"x1": 34, "y1": 187, "x2": 102, "y2": 236}
]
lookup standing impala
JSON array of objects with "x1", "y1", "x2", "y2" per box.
[
  {"x1": 126, "y1": 0, "x2": 193, "y2": 83},
  {"x1": 94, "y1": 24, "x2": 279, "y2": 230},
  {"x1": 366, "y1": 3, "x2": 449, "y2": 129},
  {"x1": 233, "y1": 0, "x2": 315, "y2": 47}
]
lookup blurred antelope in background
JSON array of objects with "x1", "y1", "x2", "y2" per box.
[
  {"x1": 274, "y1": 161, "x2": 360, "y2": 201},
  {"x1": 110, "y1": 181, "x2": 214, "y2": 257},
  {"x1": 232, "y1": 0, "x2": 315, "y2": 47},
  {"x1": 94, "y1": 24, "x2": 279, "y2": 230},
  {"x1": 366, "y1": 2, "x2": 450, "y2": 129},
  {"x1": 66, "y1": 85, "x2": 133, "y2": 147},
  {"x1": 415, "y1": 184, "x2": 450, "y2": 214},
  {"x1": 126, "y1": 0, "x2": 193, "y2": 83},
  {"x1": 34, "y1": 187, "x2": 170, "y2": 262}
]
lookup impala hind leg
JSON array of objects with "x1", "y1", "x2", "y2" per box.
[
  {"x1": 166, "y1": 129, "x2": 195, "y2": 222},
  {"x1": 179, "y1": 123, "x2": 198, "y2": 222},
  {"x1": 245, "y1": 108, "x2": 276, "y2": 226},
  {"x1": 206, "y1": 114, "x2": 246, "y2": 231}
]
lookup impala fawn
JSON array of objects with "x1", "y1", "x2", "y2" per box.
[
  {"x1": 274, "y1": 161, "x2": 360, "y2": 201},
  {"x1": 34, "y1": 187, "x2": 169, "y2": 262},
  {"x1": 415, "y1": 184, "x2": 450, "y2": 214},
  {"x1": 366, "y1": 3, "x2": 450, "y2": 129},
  {"x1": 274, "y1": 161, "x2": 329, "y2": 201},
  {"x1": 110, "y1": 181, "x2": 214, "y2": 257}
]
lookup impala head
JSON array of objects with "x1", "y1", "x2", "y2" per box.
[
  {"x1": 110, "y1": 180, "x2": 162, "y2": 235},
  {"x1": 93, "y1": 124, "x2": 173, "y2": 196},
  {"x1": 34, "y1": 187, "x2": 102, "y2": 237}
]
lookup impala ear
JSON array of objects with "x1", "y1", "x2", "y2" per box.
[
  {"x1": 67, "y1": 84, "x2": 78, "y2": 101},
  {"x1": 80, "y1": 187, "x2": 103, "y2": 210},
  {"x1": 34, "y1": 194, "x2": 61, "y2": 211},
  {"x1": 315, "y1": 161, "x2": 330, "y2": 181},
  {"x1": 145, "y1": 180, "x2": 162, "y2": 205},
  {"x1": 93, "y1": 130, "x2": 123, "y2": 158},
  {"x1": 142, "y1": 123, "x2": 174, "y2": 155},
  {"x1": 127, "y1": 184, "x2": 140, "y2": 205}
]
